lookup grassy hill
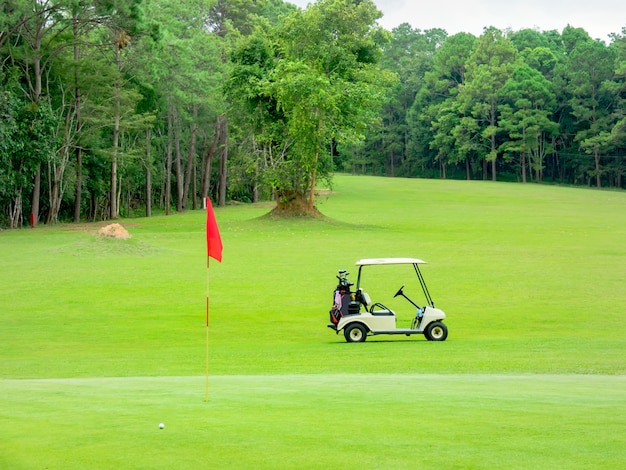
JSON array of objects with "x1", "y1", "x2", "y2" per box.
[{"x1": 1, "y1": 175, "x2": 625, "y2": 468}]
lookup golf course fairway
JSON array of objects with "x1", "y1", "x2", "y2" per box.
[{"x1": 1, "y1": 175, "x2": 625, "y2": 468}]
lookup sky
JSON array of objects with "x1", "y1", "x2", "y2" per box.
[{"x1": 288, "y1": 0, "x2": 625, "y2": 42}]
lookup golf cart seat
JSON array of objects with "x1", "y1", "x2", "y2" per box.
[{"x1": 357, "y1": 289, "x2": 394, "y2": 316}]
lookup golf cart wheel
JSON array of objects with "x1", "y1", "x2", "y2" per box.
[
  {"x1": 425, "y1": 321, "x2": 448, "y2": 341},
  {"x1": 344, "y1": 323, "x2": 368, "y2": 343}
]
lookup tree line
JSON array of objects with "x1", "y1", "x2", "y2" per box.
[
  {"x1": 354, "y1": 24, "x2": 626, "y2": 186},
  {"x1": 1, "y1": 0, "x2": 625, "y2": 228}
]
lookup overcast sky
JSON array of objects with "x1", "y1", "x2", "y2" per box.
[{"x1": 288, "y1": 0, "x2": 625, "y2": 42}]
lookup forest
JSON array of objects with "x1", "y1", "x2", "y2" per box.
[{"x1": 1, "y1": 0, "x2": 625, "y2": 228}]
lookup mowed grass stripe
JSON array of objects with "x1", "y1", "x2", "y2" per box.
[
  {"x1": 1, "y1": 176, "x2": 625, "y2": 378},
  {"x1": 1, "y1": 374, "x2": 625, "y2": 469}
]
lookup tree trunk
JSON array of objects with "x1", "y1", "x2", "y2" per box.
[
  {"x1": 491, "y1": 139, "x2": 497, "y2": 182},
  {"x1": 174, "y1": 112, "x2": 183, "y2": 212},
  {"x1": 218, "y1": 118, "x2": 228, "y2": 206},
  {"x1": 272, "y1": 190, "x2": 322, "y2": 217},
  {"x1": 308, "y1": 164, "x2": 317, "y2": 210},
  {"x1": 116, "y1": 165, "x2": 122, "y2": 217},
  {"x1": 74, "y1": 147, "x2": 82, "y2": 222},
  {"x1": 253, "y1": 157, "x2": 260, "y2": 203},
  {"x1": 490, "y1": 103, "x2": 497, "y2": 181},
  {"x1": 73, "y1": 20, "x2": 82, "y2": 224},
  {"x1": 192, "y1": 157, "x2": 197, "y2": 210},
  {"x1": 521, "y1": 126, "x2": 527, "y2": 183},
  {"x1": 31, "y1": 167, "x2": 41, "y2": 226},
  {"x1": 183, "y1": 104, "x2": 198, "y2": 210},
  {"x1": 110, "y1": 45, "x2": 121, "y2": 219},
  {"x1": 201, "y1": 116, "x2": 222, "y2": 200},
  {"x1": 30, "y1": 28, "x2": 44, "y2": 227},
  {"x1": 145, "y1": 128, "x2": 152, "y2": 217},
  {"x1": 594, "y1": 146, "x2": 601, "y2": 188},
  {"x1": 48, "y1": 103, "x2": 74, "y2": 224},
  {"x1": 10, "y1": 193, "x2": 23, "y2": 229},
  {"x1": 47, "y1": 178, "x2": 58, "y2": 224},
  {"x1": 111, "y1": 113, "x2": 119, "y2": 219},
  {"x1": 165, "y1": 109, "x2": 173, "y2": 215}
]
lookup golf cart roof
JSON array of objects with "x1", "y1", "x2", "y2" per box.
[{"x1": 356, "y1": 258, "x2": 427, "y2": 266}]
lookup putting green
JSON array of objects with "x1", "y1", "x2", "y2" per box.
[{"x1": 1, "y1": 374, "x2": 625, "y2": 469}]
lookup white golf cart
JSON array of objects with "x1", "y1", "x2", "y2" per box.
[{"x1": 328, "y1": 258, "x2": 448, "y2": 342}]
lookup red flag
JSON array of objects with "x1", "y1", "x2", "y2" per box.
[{"x1": 206, "y1": 197, "x2": 222, "y2": 262}]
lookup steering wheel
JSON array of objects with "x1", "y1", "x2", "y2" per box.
[{"x1": 394, "y1": 285, "x2": 405, "y2": 297}]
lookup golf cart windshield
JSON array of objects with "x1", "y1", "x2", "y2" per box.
[{"x1": 355, "y1": 257, "x2": 435, "y2": 307}]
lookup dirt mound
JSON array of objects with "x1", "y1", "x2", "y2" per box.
[{"x1": 97, "y1": 223, "x2": 132, "y2": 239}]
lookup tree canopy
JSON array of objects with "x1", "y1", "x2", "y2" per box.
[
  {"x1": 1, "y1": 0, "x2": 625, "y2": 228},
  {"x1": 227, "y1": 0, "x2": 396, "y2": 214}
]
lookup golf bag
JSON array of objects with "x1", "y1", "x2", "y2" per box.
[{"x1": 329, "y1": 270, "x2": 354, "y2": 325}]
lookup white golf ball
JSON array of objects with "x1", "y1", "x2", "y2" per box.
[{"x1": 159, "y1": 423, "x2": 164, "y2": 429}]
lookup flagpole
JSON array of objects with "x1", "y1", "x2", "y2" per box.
[
  {"x1": 205, "y1": 255, "x2": 210, "y2": 402},
  {"x1": 204, "y1": 196, "x2": 222, "y2": 402}
]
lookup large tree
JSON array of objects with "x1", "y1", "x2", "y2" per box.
[
  {"x1": 229, "y1": 0, "x2": 396, "y2": 215},
  {"x1": 0, "y1": 89, "x2": 58, "y2": 228},
  {"x1": 566, "y1": 38, "x2": 617, "y2": 187},
  {"x1": 459, "y1": 27, "x2": 517, "y2": 181},
  {"x1": 610, "y1": 29, "x2": 626, "y2": 177},
  {"x1": 417, "y1": 32, "x2": 477, "y2": 179},
  {"x1": 498, "y1": 63, "x2": 559, "y2": 182}
]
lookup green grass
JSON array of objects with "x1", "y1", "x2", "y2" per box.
[
  {"x1": 2, "y1": 375, "x2": 624, "y2": 469},
  {"x1": 1, "y1": 175, "x2": 625, "y2": 468}
]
